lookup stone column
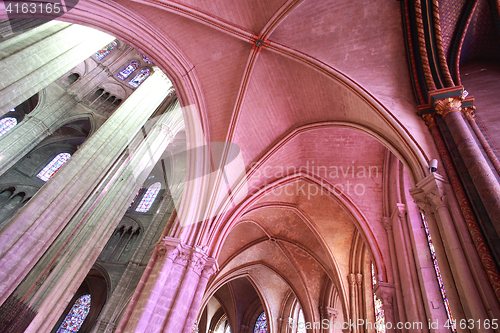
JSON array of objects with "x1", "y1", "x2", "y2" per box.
[
  {"x1": 382, "y1": 216, "x2": 405, "y2": 329},
  {"x1": 348, "y1": 273, "x2": 358, "y2": 333},
  {"x1": 116, "y1": 237, "x2": 217, "y2": 333},
  {"x1": 435, "y1": 97, "x2": 500, "y2": 236},
  {"x1": 422, "y1": 112, "x2": 500, "y2": 303},
  {"x1": 411, "y1": 173, "x2": 491, "y2": 333},
  {"x1": 462, "y1": 106, "x2": 500, "y2": 176},
  {"x1": 22, "y1": 100, "x2": 181, "y2": 332},
  {"x1": 0, "y1": 68, "x2": 173, "y2": 306},
  {"x1": 0, "y1": 22, "x2": 115, "y2": 115},
  {"x1": 90, "y1": 197, "x2": 177, "y2": 333}
]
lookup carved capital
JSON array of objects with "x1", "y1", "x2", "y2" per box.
[
  {"x1": 356, "y1": 273, "x2": 363, "y2": 285},
  {"x1": 374, "y1": 282, "x2": 395, "y2": 306},
  {"x1": 462, "y1": 106, "x2": 476, "y2": 121},
  {"x1": 154, "y1": 238, "x2": 217, "y2": 277},
  {"x1": 410, "y1": 173, "x2": 448, "y2": 210},
  {"x1": 422, "y1": 113, "x2": 437, "y2": 128},
  {"x1": 319, "y1": 306, "x2": 338, "y2": 321},
  {"x1": 434, "y1": 96, "x2": 463, "y2": 119},
  {"x1": 348, "y1": 273, "x2": 357, "y2": 285}
]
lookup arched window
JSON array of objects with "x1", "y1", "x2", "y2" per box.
[
  {"x1": 117, "y1": 61, "x2": 139, "y2": 80},
  {"x1": 371, "y1": 263, "x2": 386, "y2": 333},
  {"x1": 56, "y1": 294, "x2": 91, "y2": 333},
  {"x1": 297, "y1": 309, "x2": 306, "y2": 333},
  {"x1": 420, "y1": 212, "x2": 456, "y2": 332},
  {"x1": 135, "y1": 182, "x2": 161, "y2": 212},
  {"x1": 0, "y1": 117, "x2": 17, "y2": 136},
  {"x1": 37, "y1": 152, "x2": 71, "y2": 182},
  {"x1": 254, "y1": 312, "x2": 267, "y2": 333},
  {"x1": 94, "y1": 41, "x2": 117, "y2": 61},
  {"x1": 128, "y1": 68, "x2": 150, "y2": 88},
  {"x1": 215, "y1": 316, "x2": 230, "y2": 333}
]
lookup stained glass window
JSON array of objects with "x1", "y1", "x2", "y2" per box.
[
  {"x1": 421, "y1": 212, "x2": 456, "y2": 332},
  {"x1": 371, "y1": 262, "x2": 386, "y2": 333},
  {"x1": 56, "y1": 294, "x2": 91, "y2": 333},
  {"x1": 117, "y1": 61, "x2": 139, "y2": 80},
  {"x1": 254, "y1": 312, "x2": 267, "y2": 333},
  {"x1": 0, "y1": 117, "x2": 17, "y2": 136},
  {"x1": 135, "y1": 182, "x2": 161, "y2": 212},
  {"x1": 371, "y1": 262, "x2": 377, "y2": 289},
  {"x1": 128, "y1": 68, "x2": 150, "y2": 88},
  {"x1": 37, "y1": 153, "x2": 71, "y2": 182},
  {"x1": 373, "y1": 295, "x2": 386, "y2": 333},
  {"x1": 297, "y1": 309, "x2": 306, "y2": 333},
  {"x1": 94, "y1": 41, "x2": 117, "y2": 61},
  {"x1": 142, "y1": 55, "x2": 154, "y2": 64}
]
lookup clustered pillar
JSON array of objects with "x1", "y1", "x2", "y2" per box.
[
  {"x1": 0, "y1": 68, "x2": 173, "y2": 306},
  {"x1": 116, "y1": 237, "x2": 217, "y2": 333}
]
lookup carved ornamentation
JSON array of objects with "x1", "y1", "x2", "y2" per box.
[
  {"x1": 348, "y1": 273, "x2": 357, "y2": 285},
  {"x1": 356, "y1": 273, "x2": 363, "y2": 285},
  {"x1": 422, "y1": 113, "x2": 437, "y2": 128},
  {"x1": 434, "y1": 96, "x2": 463, "y2": 119},
  {"x1": 319, "y1": 306, "x2": 338, "y2": 320},
  {"x1": 462, "y1": 106, "x2": 476, "y2": 121}
]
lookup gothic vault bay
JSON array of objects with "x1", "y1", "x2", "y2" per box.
[{"x1": 0, "y1": 0, "x2": 500, "y2": 332}]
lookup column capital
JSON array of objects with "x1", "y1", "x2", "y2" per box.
[
  {"x1": 154, "y1": 237, "x2": 218, "y2": 276},
  {"x1": 374, "y1": 282, "x2": 395, "y2": 306},
  {"x1": 319, "y1": 306, "x2": 338, "y2": 320},
  {"x1": 421, "y1": 113, "x2": 437, "y2": 128},
  {"x1": 410, "y1": 172, "x2": 449, "y2": 210},
  {"x1": 434, "y1": 96, "x2": 463, "y2": 119},
  {"x1": 462, "y1": 105, "x2": 476, "y2": 121},
  {"x1": 348, "y1": 273, "x2": 357, "y2": 285},
  {"x1": 355, "y1": 273, "x2": 363, "y2": 285}
]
